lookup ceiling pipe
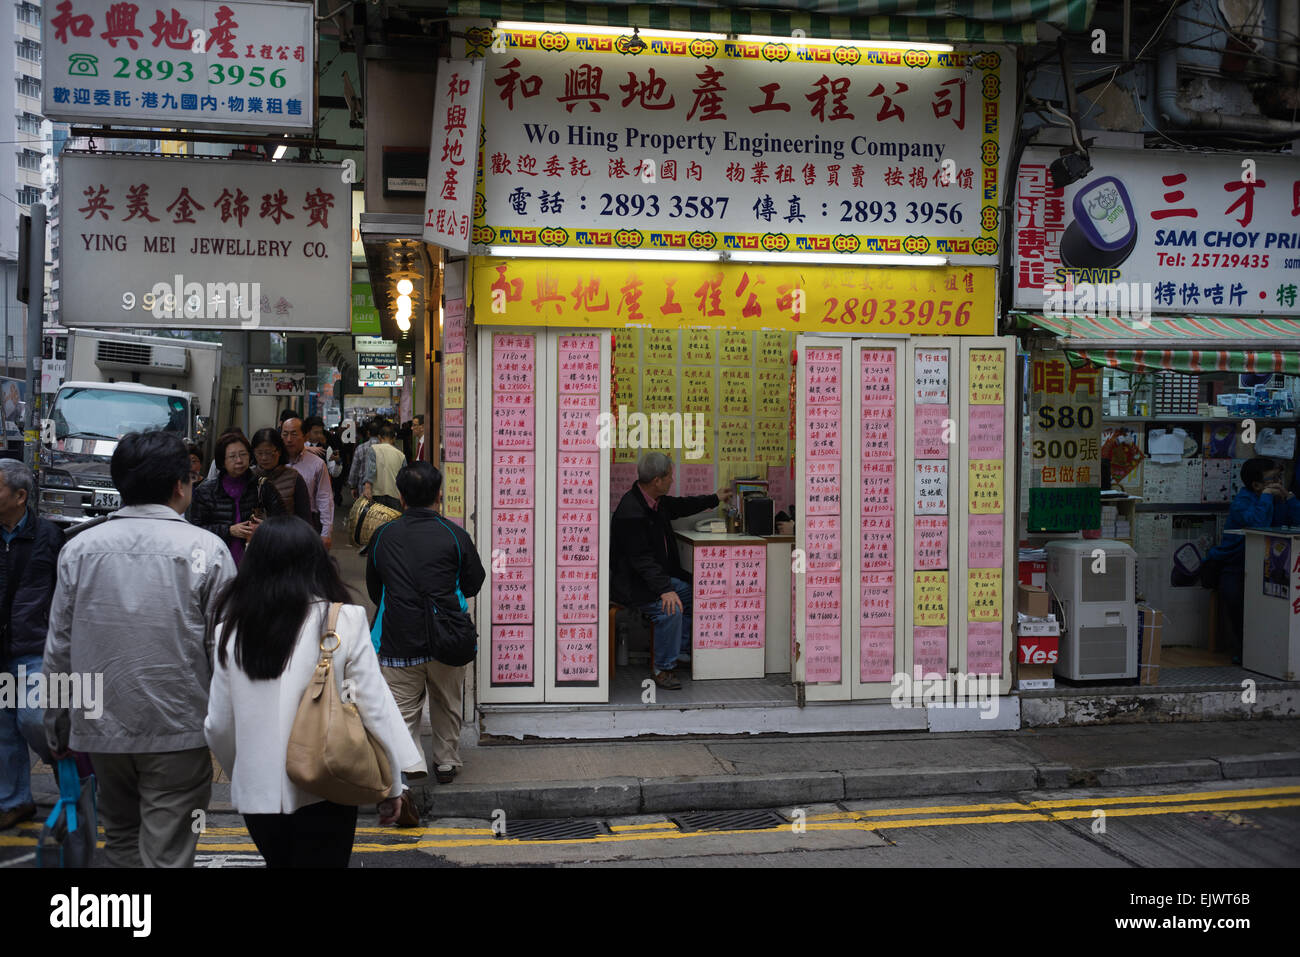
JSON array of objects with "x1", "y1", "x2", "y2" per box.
[{"x1": 1156, "y1": 11, "x2": 1300, "y2": 136}]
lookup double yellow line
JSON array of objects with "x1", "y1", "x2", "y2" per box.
[{"x1": 4, "y1": 784, "x2": 1297, "y2": 854}]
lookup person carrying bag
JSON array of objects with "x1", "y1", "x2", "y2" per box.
[
  {"x1": 205, "y1": 516, "x2": 419, "y2": 868},
  {"x1": 36, "y1": 757, "x2": 97, "y2": 868}
]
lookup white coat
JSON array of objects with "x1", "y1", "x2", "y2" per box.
[{"x1": 205, "y1": 601, "x2": 422, "y2": 814}]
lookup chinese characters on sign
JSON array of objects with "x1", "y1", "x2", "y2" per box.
[
  {"x1": 860, "y1": 347, "x2": 897, "y2": 683},
  {"x1": 424, "y1": 59, "x2": 484, "y2": 253},
  {"x1": 61, "y1": 153, "x2": 349, "y2": 330},
  {"x1": 912, "y1": 347, "x2": 950, "y2": 677},
  {"x1": 473, "y1": 257, "x2": 996, "y2": 335},
  {"x1": 1028, "y1": 355, "x2": 1102, "y2": 531},
  {"x1": 1015, "y1": 147, "x2": 1300, "y2": 316},
  {"x1": 44, "y1": 0, "x2": 314, "y2": 131},
  {"x1": 471, "y1": 30, "x2": 1013, "y2": 262},
  {"x1": 966, "y1": 348, "x2": 1006, "y2": 676},
  {"x1": 803, "y1": 346, "x2": 843, "y2": 683}
]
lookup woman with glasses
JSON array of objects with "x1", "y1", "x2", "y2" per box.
[
  {"x1": 190, "y1": 432, "x2": 286, "y2": 566},
  {"x1": 250, "y1": 427, "x2": 313, "y2": 524}
]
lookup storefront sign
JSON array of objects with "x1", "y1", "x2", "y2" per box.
[
  {"x1": 43, "y1": 0, "x2": 314, "y2": 132},
  {"x1": 473, "y1": 258, "x2": 995, "y2": 333},
  {"x1": 61, "y1": 153, "x2": 350, "y2": 331},
  {"x1": 470, "y1": 29, "x2": 1013, "y2": 262},
  {"x1": 250, "y1": 370, "x2": 303, "y2": 395},
  {"x1": 424, "y1": 58, "x2": 484, "y2": 253},
  {"x1": 351, "y1": 283, "x2": 381, "y2": 335},
  {"x1": 1014, "y1": 147, "x2": 1300, "y2": 316},
  {"x1": 1027, "y1": 355, "x2": 1101, "y2": 531}
]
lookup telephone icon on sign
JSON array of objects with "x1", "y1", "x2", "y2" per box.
[{"x1": 68, "y1": 54, "x2": 99, "y2": 77}]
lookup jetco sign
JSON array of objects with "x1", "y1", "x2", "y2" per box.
[
  {"x1": 43, "y1": 0, "x2": 314, "y2": 132},
  {"x1": 62, "y1": 152, "x2": 350, "y2": 331}
]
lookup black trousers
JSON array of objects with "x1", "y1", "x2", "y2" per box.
[{"x1": 244, "y1": 800, "x2": 358, "y2": 868}]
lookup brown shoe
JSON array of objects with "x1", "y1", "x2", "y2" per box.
[
  {"x1": 0, "y1": 802, "x2": 36, "y2": 830},
  {"x1": 652, "y1": 670, "x2": 681, "y2": 691},
  {"x1": 395, "y1": 792, "x2": 420, "y2": 828}
]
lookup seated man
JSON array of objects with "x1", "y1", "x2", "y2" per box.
[
  {"x1": 1207, "y1": 457, "x2": 1300, "y2": 663},
  {"x1": 611, "y1": 452, "x2": 732, "y2": 691}
]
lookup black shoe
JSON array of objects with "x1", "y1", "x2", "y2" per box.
[
  {"x1": 0, "y1": 802, "x2": 36, "y2": 831},
  {"x1": 435, "y1": 764, "x2": 457, "y2": 785}
]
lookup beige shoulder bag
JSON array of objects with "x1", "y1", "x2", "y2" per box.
[{"x1": 286, "y1": 602, "x2": 393, "y2": 805}]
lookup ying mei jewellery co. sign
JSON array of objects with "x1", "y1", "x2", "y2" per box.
[
  {"x1": 61, "y1": 152, "x2": 350, "y2": 332},
  {"x1": 467, "y1": 29, "x2": 1014, "y2": 263},
  {"x1": 42, "y1": 0, "x2": 315, "y2": 132}
]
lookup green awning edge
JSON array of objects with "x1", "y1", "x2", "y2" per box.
[
  {"x1": 445, "y1": 1, "x2": 1073, "y2": 44},
  {"x1": 1064, "y1": 348, "x2": 1300, "y2": 376}
]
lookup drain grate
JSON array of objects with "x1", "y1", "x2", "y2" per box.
[
  {"x1": 502, "y1": 818, "x2": 606, "y2": 842},
  {"x1": 673, "y1": 809, "x2": 787, "y2": 832}
]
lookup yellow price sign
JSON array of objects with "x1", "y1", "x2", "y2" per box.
[
  {"x1": 443, "y1": 462, "x2": 465, "y2": 519},
  {"x1": 969, "y1": 350, "x2": 1005, "y2": 405},
  {"x1": 966, "y1": 568, "x2": 1002, "y2": 622},
  {"x1": 969, "y1": 459, "x2": 1004, "y2": 514},
  {"x1": 913, "y1": 571, "x2": 948, "y2": 626}
]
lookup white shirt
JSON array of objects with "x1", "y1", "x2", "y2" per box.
[{"x1": 205, "y1": 602, "x2": 421, "y2": 814}]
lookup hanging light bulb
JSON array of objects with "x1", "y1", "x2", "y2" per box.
[{"x1": 396, "y1": 278, "x2": 413, "y2": 296}]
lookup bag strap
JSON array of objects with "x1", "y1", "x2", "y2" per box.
[
  {"x1": 43, "y1": 756, "x2": 84, "y2": 833},
  {"x1": 431, "y1": 513, "x2": 466, "y2": 610},
  {"x1": 318, "y1": 601, "x2": 343, "y2": 664}
]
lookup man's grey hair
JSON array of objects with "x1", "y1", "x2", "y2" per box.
[
  {"x1": 0, "y1": 459, "x2": 34, "y2": 504},
  {"x1": 637, "y1": 452, "x2": 673, "y2": 483}
]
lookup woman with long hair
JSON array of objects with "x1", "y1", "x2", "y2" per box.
[
  {"x1": 189, "y1": 432, "x2": 286, "y2": 565},
  {"x1": 250, "y1": 427, "x2": 313, "y2": 524},
  {"x1": 204, "y1": 516, "x2": 420, "y2": 867}
]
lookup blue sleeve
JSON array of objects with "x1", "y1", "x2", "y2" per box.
[{"x1": 1228, "y1": 489, "x2": 1274, "y2": 529}]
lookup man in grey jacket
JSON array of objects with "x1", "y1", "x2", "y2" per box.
[{"x1": 44, "y1": 430, "x2": 234, "y2": 867}]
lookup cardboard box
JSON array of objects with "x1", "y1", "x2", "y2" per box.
[
  {"x1": 1017, "y1": 583, "x2": 1051, "y2": 619},
  {"x1": 1016, "y1": 616, "x2": 1059, "y2": 690},
  {"x1": 1137, "y1": 604, "x2": 1164, "y2": 686}
]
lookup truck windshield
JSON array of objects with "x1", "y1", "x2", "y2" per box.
[{"x1": 53, "y1": 388, "x2": 188, "y2": 440}]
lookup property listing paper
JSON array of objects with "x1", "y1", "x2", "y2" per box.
[
  {"x1": 966, "y1": 348, "x2": 1006, "y2": 675},
  {"x1": 912, "y1": 347, "x2": 950, "y2": 677},
  {"x1": 861, "y1": 348, "x2": 897, "y2": 683},
  {"x1": 804, "y1": 347, "x2": 842, "y2": 683}
]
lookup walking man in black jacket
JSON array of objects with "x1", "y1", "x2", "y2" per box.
[
  {"x1": 611, "y1": 452, "x2": 732, "y2": 691},
  {"x1": 0, "y1": 460, "x2": 64, "y2": 830},
  {"x1": 366, "y1": 462, "x2": 485, "y2": 818}
]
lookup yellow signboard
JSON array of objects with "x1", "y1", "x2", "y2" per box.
[
  {"x1": 967, "y1": 568, "x2": 1002, "y2": 622},
  {"x1": 969, "y1": 350, "x2": 1005, "y2": 404},
  {"x1": 969, "y1": 459, "x2": 1004, "y2": 513},
  {"x1": 914, "y1": 571, "x2": 949, "y2": 627},
  {"x1": 443, "y1": 462, "x2": 465, "y2": 519},
  {"x1": 473, "y1": 258, "x2": 996, "y2": 335},
  {"x1": 444, "y1": 352, "x2": 465, "y2": 408}
]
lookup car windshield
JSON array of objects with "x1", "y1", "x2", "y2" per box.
[{"x1": 53, "y1": 388, "x2": 188, "y2": 440}]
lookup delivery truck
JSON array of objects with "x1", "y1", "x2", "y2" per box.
[{"x1": 38, "y1": 330, "x2": 222, "y2": 527}]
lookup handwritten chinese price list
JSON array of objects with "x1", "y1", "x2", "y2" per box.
[
  {"x1": 442, "y1": 297, "x2": 467, "y2": 524},
  {"x1": 966, "y1": 349, "x2": 1006, "y2": 676},
  {"x1": 694, "y1": 545, "x2": 767, "y2": 653},
  {"x1": 804, "y1": 347, "x2": 843, "y2": 683},
  {"x1": 556, "y1": 335, "x2": 603, "y2": 684},
  {"x1": 491, "y1": 334, "x2": 538, "y2": 685},
  {"x1": 912, "y1": 349, "x2": 950, "y2": 677},
  {"x1": 1027, "y1": 356, "x2": 1102, "y2": 532},
  {"x1": 860, "y1": 348, "x2": 897, "y2": 683}
]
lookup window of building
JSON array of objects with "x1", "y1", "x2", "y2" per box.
[
  {"x1": 17, "y1": 113, "x2": 42, "y2": 135},
  {"x1": 16, "y1": 3, "x2": 41, "y2": 26},
  {"x1": 17, "y1": 75, "x2": 41, "y2": 98},
  {"x1": 17, "y1": 150, "x2": 42, "y2": 171},
  {"x1": 17, "y1": 186, "x2": 41, "y2": 206},
  {"x1": 16, "y1": 39, "x2": 41, "y2": 63}
]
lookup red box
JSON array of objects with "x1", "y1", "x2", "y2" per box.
[
  {"x1": 1018, "y1": 560, "x2": 1046, "y2": 588},
  {"x1": 1017, "y1": 632, "x2": 1059, "y2": 665}
]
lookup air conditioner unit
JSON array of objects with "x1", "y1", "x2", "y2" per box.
[
  {"x1": 95, "y1": 340, "x2": 189, "y2": 374},
  {"x1": 1046, "y1": 540, "x2": 1138, "y2": 681}
]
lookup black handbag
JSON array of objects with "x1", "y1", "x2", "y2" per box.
[
  {"x1": 424, "y1": 514, "x2": 478, "y2": 667},
  {"x1": 37, "y1": 758, "x2": 97, "y2": 868}
]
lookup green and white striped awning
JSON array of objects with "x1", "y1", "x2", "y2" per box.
[
  {"x1": 1014, "y1": 311, "x2": 1300, "y2": 375},
  {"x1": 446, "y1": 0, "x2": 1095, "y2": 44}
]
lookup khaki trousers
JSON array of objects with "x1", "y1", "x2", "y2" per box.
[
  {"x1": 87, "y1": 747, "x2": 213, "y2": 868},
  {"x1": 381, "y1": 661, "x2": 466, "y2": 771}
]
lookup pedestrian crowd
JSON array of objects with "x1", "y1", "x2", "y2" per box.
[{"x1": 0, "y1": 408, "x2": 479, "y2": 868}]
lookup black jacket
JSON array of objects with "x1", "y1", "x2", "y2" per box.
[
  {"x1": 610, "y1": 485, "x2": 718, "y2": 606},
  {"x1": 188, "y1": 472, "x2": 286, "y2": 544},
  {"x1": 1, "y1": 508, "x2": 64, "y2": 659},
  {"x1": 366, "y1": 508, "x2": 486, "y2": 660}
]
